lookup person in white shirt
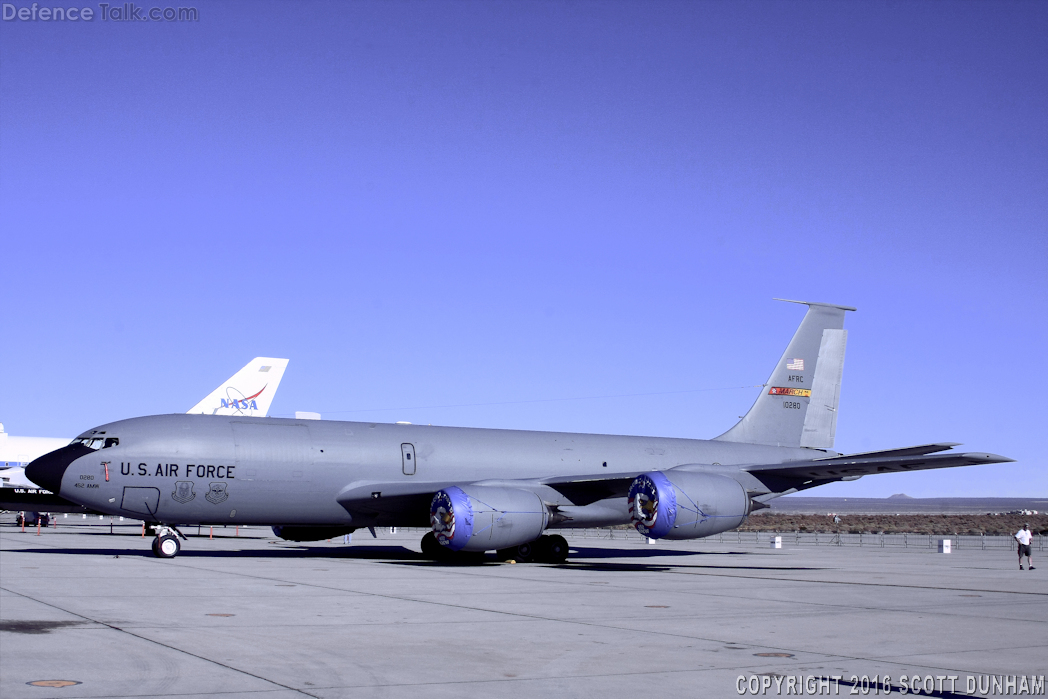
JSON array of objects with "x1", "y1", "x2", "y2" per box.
[{"x1": 1015, "y1": 524, "x2": 1033, "y2": 570}]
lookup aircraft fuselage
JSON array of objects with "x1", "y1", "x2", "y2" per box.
[{"x1": 36, "y1": 414, "x2": 817, "y2": 528}]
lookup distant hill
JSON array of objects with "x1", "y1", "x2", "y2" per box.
[
  {"x1": 741, "y1": 512, "x2": 1047, "y2": 535},
  {"x1": 888, "y1": 493, "x2": 914, "y2": 499}
]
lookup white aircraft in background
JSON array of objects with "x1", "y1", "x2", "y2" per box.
[
  {"x1": 1, "y1": 357, "x2": 289, "y2": 489},
  {"x1": 0, "y1": 428, "x2": 68, "y2": 486}
]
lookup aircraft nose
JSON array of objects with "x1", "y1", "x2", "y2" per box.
[{"x1": 24, "y1": 444, "x2": 95, "y2": 494}]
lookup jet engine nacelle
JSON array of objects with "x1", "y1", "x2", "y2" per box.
[
  {"x1": 628, "y1": 470, "x2": 748, "y2": 540},
  {"x1": 430, "y1": 485, "x2": 549, "y2": 552},
  {"x1": 271, "y1": 525, "x2": 355, "y2": 542}
]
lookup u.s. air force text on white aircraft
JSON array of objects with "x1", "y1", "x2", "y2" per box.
[
  {"x1": 736, "y1": 674, "x2": 1045, "y2": 696},
  {"x1": 115, "y1": 463, "x2": 235, "y2": 479}
]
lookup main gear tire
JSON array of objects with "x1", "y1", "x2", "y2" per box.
[
  {"x1": 497, "y1": 538, "x2": 549, "y2": 562},
  {"x1": 420, "y1": 532, "x2": 445, "y2": 559},
  {"x1": 421, "y1": 532, "x2": 486, "y2": 564},
  {"x1": 513, "y1": 540, "x2": 535, "y2": 562},
  {"x1": 154, "y1": 534, "x2": 180, "y2": 558},
  {"x1": 543, "y1": 534, "x2": 569, "y2": 563}
]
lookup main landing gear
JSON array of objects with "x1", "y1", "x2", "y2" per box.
[
  {"x1": 420, "y1": 533, "x2": 569, "y2": 564},
  {"x1": 151, "y1": 525, "x2": 186, "y2": 558},
  {"x1": 497, "y1": 534, "x2": 569, "y2": 564}
]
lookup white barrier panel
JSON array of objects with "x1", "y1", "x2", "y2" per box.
[
  {"x1": 938, "y1": 539, "x2": 951, "y2": 553},
  {"x1": 771, "y1": 536, "x2": 782, "y2": 549}
]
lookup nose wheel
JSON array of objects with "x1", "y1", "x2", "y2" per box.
[{"x1": 151, "y1": 525, "x2": 185, "y2": 558}]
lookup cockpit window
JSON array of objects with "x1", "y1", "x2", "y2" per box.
[{"x1": 72, "y1": 436, "x2": 119, "y2": 450}]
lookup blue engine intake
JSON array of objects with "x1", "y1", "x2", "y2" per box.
[
  {"x1": 628, "y1": 470, "x2": 749, "y2": 540},
  {"x1": 430, "y1": 485, "x2": 549, "y2": 552}
]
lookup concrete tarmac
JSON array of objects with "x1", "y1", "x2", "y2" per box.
[{"x1": 1, "y1": 521, "x2": 1045, "y2": 699}]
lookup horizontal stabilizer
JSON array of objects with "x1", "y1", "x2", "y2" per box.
[{"x1": 773, "y1": 298, "x2": 857, "y2": 312}]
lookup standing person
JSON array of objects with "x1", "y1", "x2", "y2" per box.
[{"x1": 1015, "y1": 524, "x2": 1034, "y2": 570}]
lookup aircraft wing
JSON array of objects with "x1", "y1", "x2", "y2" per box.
[
  {"x1": 518, "y1": 444, "x2": 1013, "y2": 503},
  {"x1": 334, "y1": 472, "x2": 643, "y2": 524},
  {"x1": 810, "y1": 442, "x2": 962, "y2": 460},
  {"x1": 538, "y1": 473, "x2": 639, "y2": 505},
  {"x1": 336, "y1": 480, "x2": 457, "y2": 527},
  {"x1": 740, "y1": 448, "x2": 1013, "y2": 493},
  {"x1": 332, "y1": 444, "x2": 1014, "y2": 524}
]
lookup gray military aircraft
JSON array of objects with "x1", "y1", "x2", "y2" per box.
[{"x1": 26, "y1": 300, "x2": 1012, "y2": 561}]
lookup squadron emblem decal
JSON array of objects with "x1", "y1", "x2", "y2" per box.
[
  {"x1": 627, "y1": 472, "x2": 677, "y2": 539},
  {"x1": 205, "y1": 482, "x2": 229, "y2": 504},
  {"x1": 429, "y1": 487, "x2": 474, "y2": 550},
  {"x1": 171, "y1": 481, "x2": 196, "y2": 504},
  {"x1": 430, "y1": 490, "x2": 457, "y2": 545}
]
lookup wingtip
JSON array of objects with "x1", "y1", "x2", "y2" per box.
[{"x1": 962, "y1": 452, "x2": 1016, "y2": 464}]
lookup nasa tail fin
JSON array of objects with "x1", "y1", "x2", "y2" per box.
[
  {"x1": 715, "y1": 300, "x2": 853, "y2": 449},
  {"x1": 186, "y1": 358, "x2": 289, "y2": 417}
]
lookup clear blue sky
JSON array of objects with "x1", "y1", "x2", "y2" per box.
[{"x1": 2, "y1": 1, "x2": 1045, "y2": 497}]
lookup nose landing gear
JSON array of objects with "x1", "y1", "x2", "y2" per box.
[{"x1": 151, "y1": 525, "x2": 186, "y2": 558}]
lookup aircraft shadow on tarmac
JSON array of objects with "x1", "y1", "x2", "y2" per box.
[
  {"x1": 554, "y1": 561, "x2": 824, "y2": 573},
  {"x1": 11, "y1": 545, "x2": 422, "y2": 560},
  {"x1": 569, "y1": 546, "x2": 737, "y2": 559},
  {"x1": 9, "y1": 545, "x2": 823, "y2": 571}
]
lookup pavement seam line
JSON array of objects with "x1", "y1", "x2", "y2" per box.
[
  {"x1": 5, "y1": 533, "x2": 1041, "y2": 684},
  {"x1": 146, "y1": 556, "x2": 1021, "y2": 682},
  {"x1": 0, "y1": 585, "x2": 321, "y2": 699}
]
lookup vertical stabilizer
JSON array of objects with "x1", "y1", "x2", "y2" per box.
[
  {"x1": 715, "y1": 300, "x2": 854, "y2": 448},
  {"x1": 186, "y1": 358, "x2": 289, "y2": 417}
]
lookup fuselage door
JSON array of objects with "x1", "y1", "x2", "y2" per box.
[
  {"x1": 401, "y1": 443, "x2": 416, "y2": 476},
  {"x1": 121, "y1": 486, "x2": 160, "y2": 517}
]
